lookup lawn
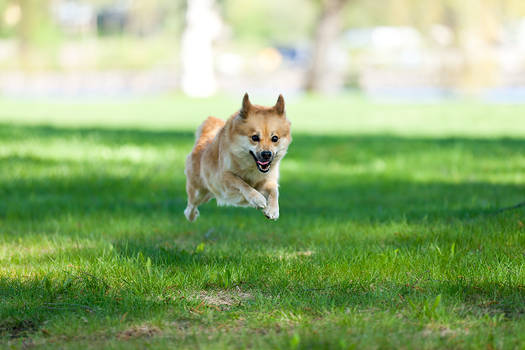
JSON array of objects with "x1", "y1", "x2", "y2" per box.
[{"x1": 0, "y1": 95, "x2": 524, "y2": 349}]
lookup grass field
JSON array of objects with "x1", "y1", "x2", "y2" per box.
[{"x1": 0, "y1": 95, "x2": 524, "y2": 349}]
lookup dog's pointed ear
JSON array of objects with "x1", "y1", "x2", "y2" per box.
[
  {"x1": 275, "y1": 94, "x2": 285, "y2": 115},
  {"x1": 239, "y1": 93, "x2": 251, "y2": 119}
]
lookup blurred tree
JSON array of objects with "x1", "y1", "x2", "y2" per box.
[
  {"x1": 18, "y1": 0, "x2": 41, "y2": 50},
  {"x1": 305, "y1": 0, "x2": 350, "y2": 92},
  {"x1": 127, "y1": 0, "x2": 184, "y2": 36},
  {"x1": 129, "y1": 3, "x2": 155, "y2": 36},
  {"x1": 0, "y1": 0, "x2": 15, "y2": 37},
  {"x1": 16, "y1": 0, "x2": 54, "y2": 69},
  {"x1": 223, "y1": 0, "x2": 315, "y2": 45},
  {"x1": 16, "y1": 0, "x2": 64, "y2": 47},
  {"x1": 181, "y1": 0, "x2": 222, "y2": 97}
]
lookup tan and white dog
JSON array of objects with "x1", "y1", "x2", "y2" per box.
[{"x1": 184, "y1": 93, "x2": 292, "y2": 221}]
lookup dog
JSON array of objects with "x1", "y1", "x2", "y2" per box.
[{"x1": 184, "y1": 93, "x2": 292, "y2": 222}]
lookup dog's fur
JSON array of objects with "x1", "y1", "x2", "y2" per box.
[{"x1": 184, "y1": 93, "x2": 292, "y2": 221}]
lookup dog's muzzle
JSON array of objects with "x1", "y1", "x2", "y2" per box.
[{"x1": 250, "y1": 151, "x2": 272, "y2": 173}]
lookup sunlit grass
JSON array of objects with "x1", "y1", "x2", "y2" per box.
[
  {"x1": 1, "y1": 94, "x2": 525, "y2": 136},
  {"x1": 0, "y1": 95, "x2": 524, "y2": 349}
]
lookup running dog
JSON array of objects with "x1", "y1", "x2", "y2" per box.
[{"x1": 184, "y1": 93, "x2": 292, "y2": 221}]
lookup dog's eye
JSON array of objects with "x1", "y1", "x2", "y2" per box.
[
  {"x1": 251, "y1": 135, "x2": 260, "y2": 142},
  {"x1": 271, "y1": 136, "x2": 279, "y2": 142}
]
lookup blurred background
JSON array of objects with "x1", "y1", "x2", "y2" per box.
[{"x1": 1, "y1": 0, "x2": 525, "y2": 100}]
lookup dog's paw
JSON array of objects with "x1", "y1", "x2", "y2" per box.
[
  {"x1": 263, "y1": 206, "x2": 279, "y2": 220},
  {"x1": 248, "y1": 191, "x2": 267, "y2": 209},
  {"x1": 184, "y1": 206, "x2": 199, "y2": 222}
]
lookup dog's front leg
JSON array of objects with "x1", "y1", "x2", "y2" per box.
[
  {"x1": 261, "y1": 182, "x2": 279, "y2": 220},
  {"x1": 222, "y1": 172, "x2": 267, "y2": 209}
]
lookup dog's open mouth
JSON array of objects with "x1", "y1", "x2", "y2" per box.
[{"x1": 250, "y1": 151, "x2": 272, "y2": 173}]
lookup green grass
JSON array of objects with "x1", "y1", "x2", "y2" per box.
[{"x1": 0, "y1": 95, "x2": 524, "y2": 349}]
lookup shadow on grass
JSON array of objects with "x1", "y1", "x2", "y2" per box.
[
  {"x1": 1, "y1": 174, "x2": 523, "y2": 225},
  {"x1": 0, "y1": 274, "x2": 176, "y2": 339}
]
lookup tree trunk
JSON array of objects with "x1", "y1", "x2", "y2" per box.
[
  {"x1": 18, "y1": 0, "x2": 39, "y2": 51},
  {"x1": 180, "y1": 0, "x2": 222, "y2": 97},
  {"x1": 17, "y1": 0, "x2": 47, "y2": 69},
  {"x1": 305, "y1": 0, "x2": 349, "y2": 92}
]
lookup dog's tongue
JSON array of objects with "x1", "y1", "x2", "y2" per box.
[{"x1": 257, "y1": 160, "x2": 270, "y2": 166}]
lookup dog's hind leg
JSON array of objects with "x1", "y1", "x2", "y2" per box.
[{"x1": 184, "y1": 183, "x2": 212, "y2": 222}]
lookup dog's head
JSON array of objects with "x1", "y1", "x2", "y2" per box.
[{"x1": 231, "y1": 93, "x2": 292, "y2": 173}]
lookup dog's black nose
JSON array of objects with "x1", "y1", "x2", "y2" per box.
[{"x1": 261, "y1": 151, "x2": 272, "y2": 160}]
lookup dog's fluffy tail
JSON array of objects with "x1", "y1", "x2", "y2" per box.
[{"x1": 195, "y1": 116, "x2": 225, "y2": 143}]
